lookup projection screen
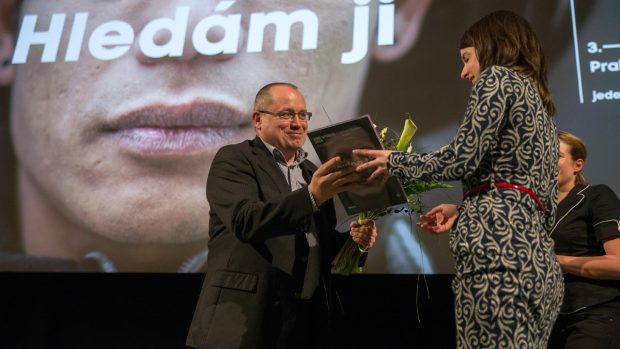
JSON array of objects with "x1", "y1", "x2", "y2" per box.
[{"x1": 0, "y1": 0, "x2": 618, "y2": 273}]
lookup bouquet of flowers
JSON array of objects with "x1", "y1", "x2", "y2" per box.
[{"x1": 331, "y1": 115, "x2": 451, "y2": 275}]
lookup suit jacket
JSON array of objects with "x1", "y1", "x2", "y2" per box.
[{"x1": 186, "y1": 137, "x2": 347, "y2": 349}]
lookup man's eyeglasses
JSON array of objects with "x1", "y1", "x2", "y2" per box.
[{"x1": 257, "y1": 110, "x2": 312, "y2": 121}]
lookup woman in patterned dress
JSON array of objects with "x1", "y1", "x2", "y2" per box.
[{"x1": 354, "y1": 10, "x2": 564, "y2": 348}]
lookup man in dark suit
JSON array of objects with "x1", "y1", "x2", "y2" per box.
[{"x1": 186, "y1": 82, "x2": 377, "y2": 349}]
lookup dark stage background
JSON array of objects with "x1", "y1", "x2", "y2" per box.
[{"x1": 0, "y1": 273, "x2": 455, "y2": 349}]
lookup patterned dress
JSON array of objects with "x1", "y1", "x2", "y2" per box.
[{"x1": 388, "y1": 66, "x2": 564, "y2": 348}]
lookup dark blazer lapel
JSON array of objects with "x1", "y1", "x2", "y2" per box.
[
  {"x1": 557, "y1": 184, "x2": 587, "y2": 217},
  {"x1": 246, "y1": 137, "x2": 296, "y2": 276},
  {"x1": 552, "y1": 184, "x2": 588, "y2": 234},
  {"x1": 300, "y1": 160, "x2": 317, "y2": 183},
  {"x1": 250, "y1": 137, "x2": 290, "y2": 194},
  {"x1": 301, "y1": 159, "x2": 338, "y2": 255}
]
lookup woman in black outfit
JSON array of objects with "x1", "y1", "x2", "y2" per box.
[{"x1": 548, "y1": 131, "x2": 620, "y2": 348}]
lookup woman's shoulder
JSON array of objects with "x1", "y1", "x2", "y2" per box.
[
  {"x1": 481, "y1": 65, "x2": 517, "y2": 77},
  {"x1": 476, "y1": 65, "x2": 525, "y2": 89},
  {"x1": 578, "y1": 184, "x2": 620, "y2": 207},
  {"x1": 586, "y1": 184, "x2": 619, "y2": 197}
]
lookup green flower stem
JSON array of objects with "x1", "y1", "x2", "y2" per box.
[
  {"x1": 331, "y1": 237, "x2": 362, "y2": 276},
  {"x1": 331, "y1": 209, "x2": 385, "y2": 276}
]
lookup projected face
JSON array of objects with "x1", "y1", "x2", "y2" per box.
[
  {"x1": 0, "y1": 1, "x2": 428, "y2": 270},
  {"x1": 323, "y1": 126, "x2": 376, "y2": 179}
]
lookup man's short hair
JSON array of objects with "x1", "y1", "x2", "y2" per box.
[{"x1": 254, "y1": 82, "x2": 299, "y2": 111}]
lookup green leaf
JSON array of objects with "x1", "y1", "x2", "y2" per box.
[
  {"x1": 395, "y1": 116, "x2": 418, "y2": 151},
  {"x1": 379, "y1": 127, "x2": 388, "y2": 143}
]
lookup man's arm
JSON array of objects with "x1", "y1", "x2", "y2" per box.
[
  {"x1": 207, "y1": 146, "x2": 359, "y2": 244},
  {"x1": 207, "y1": 145, "x2": 316, "y2": 244}
]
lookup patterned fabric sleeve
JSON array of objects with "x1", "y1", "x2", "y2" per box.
[
  {"x1": 590, "y1": 184, "x2": 620, "y2": 242},
  {"x1": 388, "y1": 66, "x2": 516, "y2": 182}
]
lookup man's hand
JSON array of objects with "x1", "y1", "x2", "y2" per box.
[
  {"x1": 309, "y1": 157, "x2": 361, "y2": 206},
  {"x1": 417, "y1": 203, "x2": 459, "y2": 234},
  {"x1": 350, "y1": 219, "x2": 377, "y2": 251}
]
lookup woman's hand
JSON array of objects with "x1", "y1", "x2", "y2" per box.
[
  {"x1": 352, "y1": 149, "x2": 392, "y2": 182},
  {"x1": 417, "y1": 204, "x2": 459, "y2": 234}
]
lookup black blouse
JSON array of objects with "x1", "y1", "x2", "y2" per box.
[{"x1": 551, "y1": 184, "x2": 620, "y2": 313}]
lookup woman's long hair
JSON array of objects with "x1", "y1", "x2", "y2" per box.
[
  {"x1": 459, "y1": 10, "x2": 555, "y2": 115},
  {"x1": 558, "y1": 131, "x2": 587, "y2": 185}
]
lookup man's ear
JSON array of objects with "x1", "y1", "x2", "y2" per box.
[
  {"x1": 372, "y1": 0, "x2": 431, "y2": 62},
  {"x1": 0, "y1": 25, "x2": 15, "y2": 86},
  {"x1": 252, "y1": 111, "x2": 261, "y2": 130}
]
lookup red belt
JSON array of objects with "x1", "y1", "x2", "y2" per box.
[{"x1": 464, "y1": 182, "x2": 547, "y2": 214}]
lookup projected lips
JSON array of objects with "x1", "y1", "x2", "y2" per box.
[{"x1": 102, "y1": 101, "x2": 251, "y2": 155}]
